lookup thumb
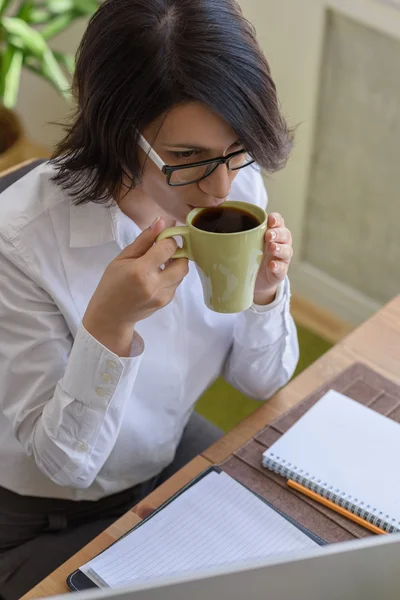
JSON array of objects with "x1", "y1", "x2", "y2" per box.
[
  {"x1": 118, "y1": 217, "x2": 165, "y2": 260},
  {"x1": 134, "y1": 502, "x2": 157, "y2": 519}
]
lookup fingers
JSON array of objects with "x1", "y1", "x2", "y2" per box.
[
  {"x1": 266, "y1": 227, "x2": 292, "y2": 244},
  {"x1": 145, "y1": 237, "x2": 179, "y2": 268},
  {"x1": 161, "y1": 258, "x2": 189, "y2": 286},
  {"x1": 268, "y1": 242, "x2": 293, "y2": 262},
  {"x1": 268, "y1": 212, "x2": 285, "y2": 228},
  {"x1": 153, "y1": 260, "x2": 189, "y2": 310},
  {"x1": 118, "y1": 214, "x2": 181, "y2": 269},
  {"x1": 268, "y1": 259, "x2": 288, "y2": 281},
  {"x1": 134, "y1": 502, "x2": 157, "y2": 519},
  {"x1": 119, "y1": 217, "x2": 165, "y2": 259}
]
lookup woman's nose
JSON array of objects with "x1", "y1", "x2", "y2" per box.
[{"x1": 197, "y1": 163, "x2": 234, "y2": 200}]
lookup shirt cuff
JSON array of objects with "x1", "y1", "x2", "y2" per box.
[
  {"x1": 234, "y1": 278, "x2": 291, "y2": 349},
  {"x1": 249, "y1": 282, "x2": 285, "y2": 313},
  {"x1": 61, "y1": 325, "x2": 144, "y2": 409}
]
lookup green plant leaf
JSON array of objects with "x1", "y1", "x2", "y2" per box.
[
  {"x1": 0, "y1": 45, "x2": 14, "y2": 99},
  {"x1": 25, "y1": 58, "x2": 62, "y2": 90},
  {"x1": 47, "y1": 0, "x2": 74, "y2": 14},
  {"x1": 73, "y1": 0, "x2": 99, "y2": 15},
  {"x1": 53, "y1": 50, "x2": 75, "y2": 76},
  {"x1": 25, "y1": 60, "x2": 68, "y2": 101},
  {"x1": 2, "y1": 47, "x2": 23, "y2": 108},
  {"x1": 30, "y1": 8, "x2": 52, "y2": 24},
  {"x1": 16, "y1": 0, "x2": 34, "y2": 22},
  {"x1": 0, "y1": 0, "x2": 13, "y2": 17},
  {"x1": 2, "y1": 17, "x2": 48, "y2": 56},
  {"x1": 40, "y1": 11, "x2": 76, "y2": 40},
  {"x1": 4, "y1": 35, "x2": 25, "y2": 50},
  {"x1": 24, "y1": 62, "x2": 43, "y2": 78},
  {"x1": 25, "y1": 51, "x2": 72, "y2": 102},
  {"x1": 41, "y1": 49, "x2": 72, "y2": 101}
]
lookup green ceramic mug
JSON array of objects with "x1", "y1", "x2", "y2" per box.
[{"x1": 157, "y1": 201, "x2": 267, "y2": 313}]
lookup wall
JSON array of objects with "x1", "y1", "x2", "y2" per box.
[
  {"x1": 239, "y1": 0, "x2": 400, "y2": 324},
  {"x1": 303, "y1": 11, "x2": 400, "y2": 305},
  {"x1": 236, "y1": 0, "x2": 325, "y2": 255},
  {"x1": 16, "y1": 19, "x2": 87, "y2": 149}
]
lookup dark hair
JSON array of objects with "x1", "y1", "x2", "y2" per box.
[{"x1": 52, "y1": 0, "x2": 293, "y2": 204}]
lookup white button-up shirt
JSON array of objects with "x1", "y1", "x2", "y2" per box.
[{"x1": 0, "y1": 163, "x2": 298, "y2": 501}]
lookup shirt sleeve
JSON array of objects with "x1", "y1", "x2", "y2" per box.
[
  {"x1": 222, "y1": 277, "x2": 299, "y2": 400},
  {"x1": 0, "y1": 239, "x2": 144, "y2": 489},
  {"x1": 224, "y1": 165, "x2": 299, "y2": 400}
]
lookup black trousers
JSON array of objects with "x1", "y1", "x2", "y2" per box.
[{"x1": 0, "y1": 413, "x2": 222, "y2": 600}]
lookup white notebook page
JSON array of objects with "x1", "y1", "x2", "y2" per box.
[
  {"x1": 263, "y1": 390, "x2": 400, "y2": 526},
  {"x1": 81, "y1": 470, "x2": 318, "y2": 588}
]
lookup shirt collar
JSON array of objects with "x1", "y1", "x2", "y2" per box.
[
  {"x1": 69, "y1": 201, "x2": 117, "y2": 248},
  {"x1": 69, "y1": 200, "x2": 141, "y2": 250}
]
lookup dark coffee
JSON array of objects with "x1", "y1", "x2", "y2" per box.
[{"x1": 192, "y1": 206, "x2": 260, "y2": 233}]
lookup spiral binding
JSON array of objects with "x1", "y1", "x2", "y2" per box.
[{"x1": 262, "y1": 454, "x2": 400, "y2": 534}]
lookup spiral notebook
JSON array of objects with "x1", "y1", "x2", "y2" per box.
[{"x1": 262, "y1": 389, "x2": 400, "y2": 534}]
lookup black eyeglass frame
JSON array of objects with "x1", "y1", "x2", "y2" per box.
[{"x1": 162, "y1": 149, "x2": 255, "y2": 187}]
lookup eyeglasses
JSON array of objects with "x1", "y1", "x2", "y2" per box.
[{"x1": 138, "y1": 134, "x2": 255, "y2": 187}]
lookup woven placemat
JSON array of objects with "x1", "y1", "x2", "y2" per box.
[{"x1": 220, "y1": 363, "x2": 400, "y2": 543}]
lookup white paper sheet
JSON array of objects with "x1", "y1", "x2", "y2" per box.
[{"x1": 81, "y1": 470, "x2": 318, "y2": 588}]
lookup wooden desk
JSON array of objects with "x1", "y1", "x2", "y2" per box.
[{"x1": 23, "y1": 296, "x2": 400, "y2": 599}]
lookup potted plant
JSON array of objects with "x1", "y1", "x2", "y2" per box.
[{"x1": 0, "y1": 0, "x2": 100, "y2": 171}]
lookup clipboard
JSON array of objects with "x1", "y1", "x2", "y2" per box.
[{"x1": 67, "y1": 465, "x2": 325, "y2": 591}]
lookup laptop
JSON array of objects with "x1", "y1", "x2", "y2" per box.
[{"x1": 47, "y1": 531, "x2": 400, "y2": 600}]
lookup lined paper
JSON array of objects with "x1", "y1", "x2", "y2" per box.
[{"x1": 81, "y1": 470, "x2": 318, "y2": 588}]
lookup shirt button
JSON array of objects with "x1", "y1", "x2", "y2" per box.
[
  {"x1": 96, "y1": 387, "x2": 106, "y2": 397},
  {"x1": 77, "y1": 441, "x2": 89, "y2": 452},
  {"x1": 102, "y1": 373, "x2": 112, "y2": 383},
  {"x1": 107, "y1": 360, "x2": 117, "y2": 370}
]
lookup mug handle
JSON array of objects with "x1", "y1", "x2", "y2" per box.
[{"x1": 156, "y1": 226, "x2": 194, "y2": 260}]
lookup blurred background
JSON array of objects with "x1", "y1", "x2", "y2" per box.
[{"x1": 2, "y1": 0, "x2": 400, "y2": 430}]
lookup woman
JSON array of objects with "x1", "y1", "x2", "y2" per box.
[{"x1": 0, "y1": 0, "x2": 298, "y2": 597}]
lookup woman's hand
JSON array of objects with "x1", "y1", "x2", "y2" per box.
[
  {"x1": 83, "y1": 218, "x2": 189, "y2": 356},
  {"x1": 253, "y1": 212, "x2": 293, "y2": 306}
]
